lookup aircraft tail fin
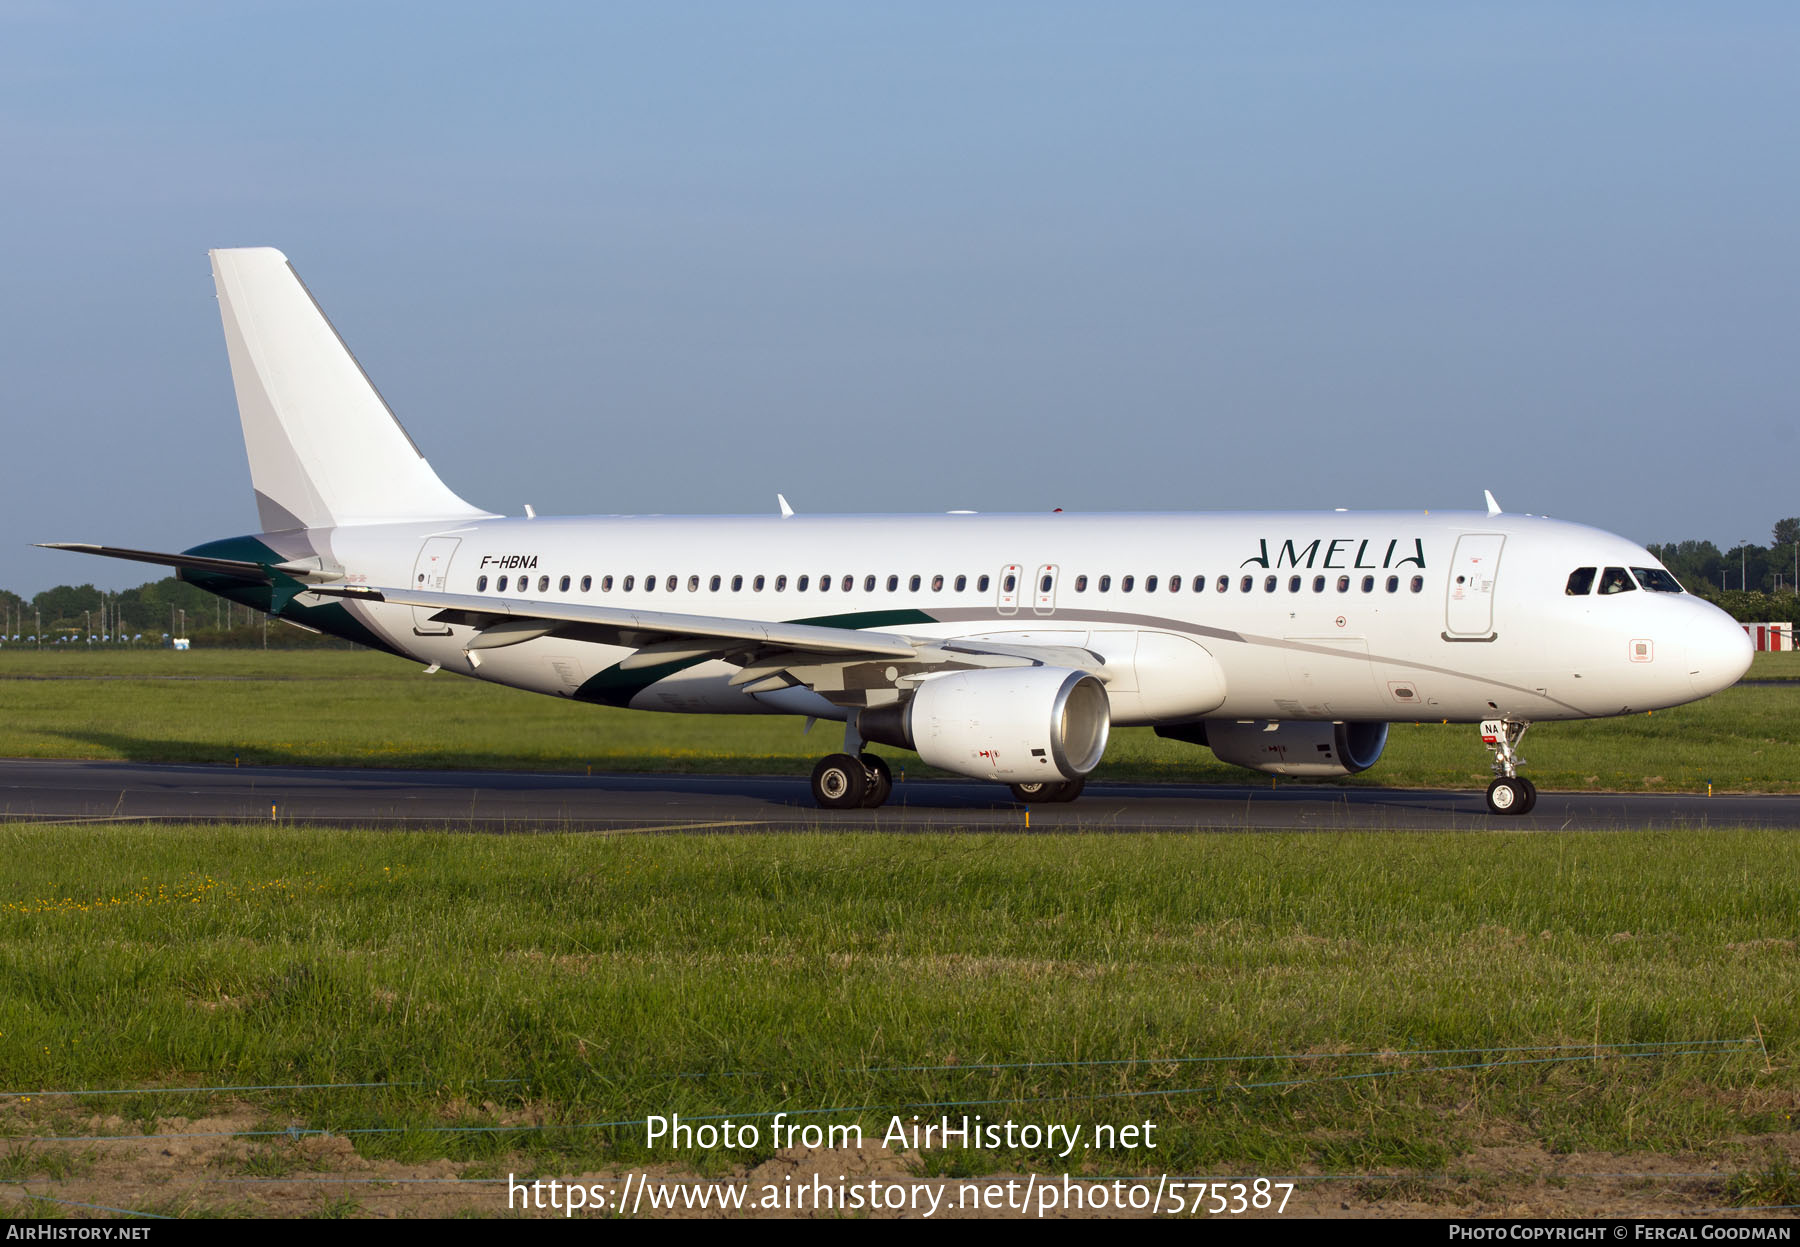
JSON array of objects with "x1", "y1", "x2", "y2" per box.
[{"x1": 209, "y1": 247, "x2": 494, "y2": 532}]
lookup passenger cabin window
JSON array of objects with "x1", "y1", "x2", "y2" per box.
[
  {"x1": 1144, "y1": 575, "x2": 1157, "y2": 592},
  {"x1": 1631, "y1": 567, "x2": 1684, "y2": 593},
  {"x1": 887, "y1": 575, "x2": 899, "y2": 592},
  {"x1": 689, "y1": 575, "x2": 700, "y2": 592},
  {"x1": 1566, "y1": 567, "x2": 1596, "y2": 595},
  {"x1": 1313, "y1": 575, "x2": 1325, "y2": 592},
  {"x1": 1193, "y1": 575, "x2": 1205, "y2": 592},
  {"x1": 1003, "y1": 573, "x2": 1017, "y2": 592},
  {"x1": 666, "y1": 575, "x2": 677, "y2": 592},
  {"x1": 910, "y1": 575, "x2": 922, "y2": 591},
  {"x1": 1218, "y1": 575, "x2": 1230, "y2": 593},
  {"x1": 1075, "y1": 575, "x2": 1088, "y2": 592},
  {"x1": 934, "y1": 575, "x2": 946, "y2": 592},
  {"x1": 1099, "y1": 575, "x2": 1112, "y2": 592},
  {"x1": 1239, "y1": 575, "x2": 1252, "y2": 592},
  {"x1": 645, "y1": 575, "x2": 656, "y2": 592},
  {"x1": 477, "y1": 575, "x2": 489, "y2": 592},
  {"x1": 623, "y1": 575, "x2": 634, "y2": 591},
  {"x1": 1410, "y1": 575, "x2": 1424, "y2": 593},
  {"x1": 732, "y1": 575, "x2": 743, "y2": 591},
  {"x1": 978, "y1": 575, "x2": 991, "y2": 592},
  {"x1": 1264, "y1": 575, "x2": 1277, "y2": 592},
  {"x1": 754, "y1": 575, "x2": 765, "y2": 591},
  {"x1": 708, "y1": 575, "x2": 720, "y2": 591},
  {"x1": 1361, "y1": 575, "x2": 1375, "y2": 593},
  {"x1": 775, "y1": 575, "x2": 787, "y2": 591},
  {"x1": 1288, "y1": 575, "x2": 1301, "y2": 592},
  {"x1": 798, "y1": 575, "x2": 810, "y2": 591},
  {"x1": 954, "y1": 574, "x2": 966, "y2": 592},
  {"x1": 497, "y1": 575, "x2": 508, "y2": 592},
  {"x1": 538, "y1": 576, "x2": 549, "y2": 592},
  {"x1": 1599, "y1": 567, "x2": 1636, "y2": 595},
  {"x1": 1338, "y1": 575, "x2": 1350, "y2": 592},
  {"x1": 1168, "y1": 574, "x2": 1180, "y2": 593},
  {"x1": 1386, "y1": 575, "x2": 1399, "y2": 593},
  {"x1": 843, "y1": 575, "x2": 853, "y2": 592},
  {"x1": 559, "y1": 575, "x2": 570, "y2": 592},
  {"x1": 602, "y1": 575, "x2": 613, "y2": 592},
  {"x1": 865, "y1": 575, "x2": 876, "y2": 592},
  {"x1": 1122, "y1": 576, "x2": 1135, "y2": 593},
  {"x1": 581, "y1": 575, "x2": 592, "y2": 592}
]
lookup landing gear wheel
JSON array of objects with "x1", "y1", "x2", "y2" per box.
[
  {"x1": 811, "y1": 753, "x2": 867, "y2": 809},
  {"x1": 1010, "y1": 779, "x2": 1086, "y2": 804},
  {"x1": 858, "y1": 754, "x2": 892, "y2": 808},
  {"x1": 1516, "y1": 777, "x2": 1537, "y2": 814},
  {"x1": 1485, "y1": 777, "x2": 1530, "y2": 816}
]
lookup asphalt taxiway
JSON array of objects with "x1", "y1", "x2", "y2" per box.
[{"x1": 1, "y1": 759, "x2": 1795, "y2": 832}]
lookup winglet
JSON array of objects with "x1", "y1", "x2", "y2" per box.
[
  {"x1": 777, "y1": 494, "x2": 794, "y2": 518},
  {"x1": 1484, "y1": 490, "x2": 1502, "y2": 517}
]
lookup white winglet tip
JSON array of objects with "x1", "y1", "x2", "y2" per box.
[
  {"x1": 777, "y1": 494, "x2": 794, "y2": 518},
  {"x1": 1484, "y1": 490, "x2": 1502, "y2": 517}
]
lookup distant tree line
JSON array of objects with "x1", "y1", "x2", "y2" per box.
[
  {"x1": 3, "y1": 519, "x2": 1796, "y2": 648},
  {"x1": 1646, "y1": 517, "x2": 1800, "y2": 622},
  {"x1": 0, "y1": 575, "x2": 352, "y2": 648}
]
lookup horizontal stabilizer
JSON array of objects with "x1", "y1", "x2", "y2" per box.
[{"x1": 36, "y1": 543, "x2": 338, "y2": 584}]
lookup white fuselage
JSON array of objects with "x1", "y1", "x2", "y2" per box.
[{"x1": 294, "y1": 508, "x2": 1752, "y2": 727}]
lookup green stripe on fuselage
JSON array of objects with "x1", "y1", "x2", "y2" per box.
[{"x1": 179, "y1": 535, "x2": 407, "y2": 657}]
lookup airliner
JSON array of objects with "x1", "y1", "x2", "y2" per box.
[{"x1": 44, "y1": 249, "x2": 1753, "y2": 815}]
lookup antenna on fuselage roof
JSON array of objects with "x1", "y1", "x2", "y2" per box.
[
  {"x1": 777, "y1": 494, "x2": 794, "y2": 518},
  {"x1": 1484, "y1": 490, "x2": 1502, "y2": 517}
]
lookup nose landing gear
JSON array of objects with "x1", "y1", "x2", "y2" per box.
[{"x1": 1480, "y1": 718, "x2": 1537, "y2": 815}]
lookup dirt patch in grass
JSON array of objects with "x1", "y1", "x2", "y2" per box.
[{"x1": 3, "y1": 1100, "x2": 1796, "y2": 1219}]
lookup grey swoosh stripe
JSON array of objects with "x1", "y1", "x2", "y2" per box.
[{"x1": 920, "y1": 606, "x2": 1590, "y2": 717}]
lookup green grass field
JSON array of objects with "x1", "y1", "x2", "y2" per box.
[
  {"x1": 2, "y1": 648, "x2": 1797, "y2": 1216},
  {"x1": 0, "y1": 647, "x2": 1794, "y2": 793},
  {"x1": 1, "y1": 823, "x2": 1796, "y2": 1203}
]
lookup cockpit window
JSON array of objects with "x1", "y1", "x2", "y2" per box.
[
  {"x1": 1598, "y1": 566, "x2": 1636, "y2": 595},
  {"x1": 1631, "y1": 567, "x2": 1684, "y2": 594},
  {"x1": 1565, "y1": 567, "x2": 1595, "y2": 595}
]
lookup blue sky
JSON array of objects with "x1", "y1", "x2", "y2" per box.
[{"x1": 4, "y1": 2, "x2": 1796, "y2": 594}]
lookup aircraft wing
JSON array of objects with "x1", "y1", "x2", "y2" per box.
[{"x1": 310, "y1": 584, "x2": 1107, "y2": 700}]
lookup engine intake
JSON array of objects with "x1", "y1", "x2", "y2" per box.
[
  {"x1": 860, "y1": 667, "x2": 1110, "y2": 782},
  {"x1": 1156, "y1": 719, "x2": 1389, "y2": 777}
]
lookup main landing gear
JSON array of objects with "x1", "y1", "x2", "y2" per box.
[
  {"x1": 1009, "y1": 779, "x2": 1085, "y2": 804},
  {"x1": 811, "y1": 710, "x2": 896, "y2": 810},
  {"x1": 810, "y1": 752, "x2": 893, "y2": 810},
  {"x1": 1480, "y1": 718, "x2": 1537, "y2": 816}
]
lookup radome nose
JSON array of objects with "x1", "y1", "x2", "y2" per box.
[{"x1": 1688, "y1": 611, "x2": 1754, "y2": 697}]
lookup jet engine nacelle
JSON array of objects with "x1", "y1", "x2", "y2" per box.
[
  {"x1": 1158, "y1": 719, "x2": 1389, "y2": 777},
  {"x1": 860, "y1": 667, "x2": 1111, "y2": 783}
]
